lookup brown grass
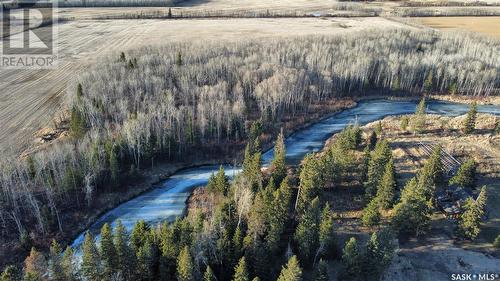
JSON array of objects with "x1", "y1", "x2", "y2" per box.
[{"x1": 414, "y1": 16, "x2": 500, "y2": 38}]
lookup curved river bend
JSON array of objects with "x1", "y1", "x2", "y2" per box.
[{"x1": 72, "y1": 99, "x2": 500, "y2": 249}]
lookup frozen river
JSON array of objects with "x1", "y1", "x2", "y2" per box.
[{"x1": 71, "y1": 98, "x2": 500, "y2": 249}]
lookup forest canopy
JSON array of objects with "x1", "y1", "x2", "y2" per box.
[{"x1": 0, "y1": 29, "x2": 498, "y2": 259}]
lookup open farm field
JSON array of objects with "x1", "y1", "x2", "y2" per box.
[
  {"x1": 414, "y1": 16, "x2": 500, "y2": 37},
  {"x1": 2, "y1": 0, "x2": 499, "y2": 158}
]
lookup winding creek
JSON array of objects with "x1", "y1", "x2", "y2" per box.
[{"x1": 71, "y1": 99, "x2": 500, "y2": 250}]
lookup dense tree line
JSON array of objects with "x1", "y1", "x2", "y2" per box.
[
  {"x1": 3, "y1": 126, "x2": 394, "y2": 281},
  {"x1": 1, "y1": 30, "x2": 498, "y2": 269},
  {"x1": 6, "y1": 111, "x2": 492, "y2": 280},
  {"x1": 394, "y1": 6, "x2": 500, "y2": 16}
]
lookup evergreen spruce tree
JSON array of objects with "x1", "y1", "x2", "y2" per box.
[
  {"x1": 392, "y1": 179, "x2": 432, "y2": 236},
  {"x1": 361, "y1": 145, "x2": 371, "y2": 182},
  {"x1": 48, "y1": 240, "x2": 64, "y2": 281},
  {"x1": 294, "y1": 197, "x2": 321, "y2": 264},
  {"x1": 159, "y1": 223, "x2": 177, "y2": 279},
  {"x1": 493, "y1": 235, "x2": 500, "y2": 248},
  {"x1": 206, "y1": 173, "x2": 217, "y2": 194},
  {"x1": 458, "y1": 198, "x2": 483, "y2": 240},
  {"x1": 365, "y1": 140, "x2": 392, "y2": 199},
  {"x1": 266, "y1": 178, "x2": 291, "y2": 253},
  {"x1": 368, "y1": 131, "x2": 378, "y2": 150},
  {"x1": 272, "y1": 129, "x2": 287, "y2": 185},
  {"x1": 215, "y1": 165, "x2": 230, "y2": 195},
  {"x1": 376, "y1": 158, "x2": 396, "y2": 209},
  {"x1": 449, "y1": 158, "x2": 476, "y2": 188},
  {"x1": 232, "y1": 257, "x2": 249, "y2": 281},
  {"x1": 417, "y1": 99, "x2": 426, "y2": 115},
  {"x1": 337, "y1": 124, "x2": 359, "y2": 151},
  {"x1": 176, "y1": 51, "x2": 183, "y2": 66},
  {"x1": 458, "y1": 187, "x2": 487, "y2": 235},
  {"x1": 207, "y1": 166, "x2": 230, "y2": 195},
  {"x1": 412, "y1": 98, "x2": 426, "y2": 133},
  {"x1": 128, "y1": 59, "x2": 135, "y2": 69},
  {"x1": 232, "y1": 225, "x2": 244, "y2": 262},
  {"x1": 476, "y1": 186, "x2": 487, "y2": 212},
  {"x1": 76, "y1": 83, "x2": 83, "y2": 100},
  {"x1": 1, "y1": 265, "x2": 20, "y2": 281},
  {"x1": 204, "y1": 266, "x2": 215, "y2": 281},
  {"x1": 136, "y1": 239, "x2": 155, "y2": 281},
  {"x1": 416, "y1": 145, "x2": 443, "y2": 201},
  {"x1": 364, "y1": 229, "x2": 395, "y2": 279},
  {"x1": 249, "y1": 121, "x2": 262, "y2": 145},
  {"x1": 119, "y1": 52, "x2": 126, "y2": 62},
  {"x1": 22, "y1": 272, "x2": 39, "y2": 281},
  {"x1": 353, "y1": 123, "x2": 362, "y2": 148},
  {"x1": 391, "y1": 76, "x2": 400, "y2": 91},
  {"x1": 177, "y1": 246, "x2": 194, "y2": 281},
  {"x1": 216, "y1": 228, "x2": 233, "y2": 277},
  {"x1": 242, "y1": 143, "x2": 253, "y2": 170},
  {"x1": 463, "y1": 102, "x2": 477, "y2": 134},
  {"x1": 400, "y1": 116, "x2": 409, "y2": 131},
  {"x1": 26, "y1": 155, "x2": 36, "y2": 179},
  {"x1": 114, "y1": 220, "x2": 134, "y2": 279},
  {"x1": 277, "y1": 256, "x2": 302, "y2": 281},
  {"x1": 297, "y1": 154, "x2": 323, "y2": 213},
  {"x1": 244, "y1": 239, "x2": 268, "y2": 280},
  {"x1": 448, "y1": 81, "x2": 457, "y2": 95},
  {"x1": 70, "y1": 106, "x2": 86, "y2": 138},
  {"x1": 248, "y1": 186, "x2": 272, "y2": 240},
  {"x1": 341, "y1": 237, "x2": 361, "y2": 280},
  {"x1": 100, "y1": 223, "x2": 117, "y2": 280},
  {"x1": 131, "y1": 220, "x2": 149, "y2": 252},
  {"x1": 61, "y1": 247, "x2": 77, "y2": 281},
  {"x1": 362, "y1": 199, "x2": 381, "y2": 227},
  {"x1": 424, "y1": 73, "x2": 433, "y2": 93},
  {"x1": 81, "y1": 232, "x2": 102, "y2": 281},
  {"x1": 114, "y1": 222, "x2": 131, "y2": 273},
  {"x1": 327, "y1": 130, "x2": 355, "y2": 180},
  {"x1": 319, "y1": 203, "x2": 337, "y2": 258},
  {"x1": 252, "y1": 151, "x2": 263, "y2": 191},
  {"x1": 375, "y1": 121, "x2": 383, "y2": 136},
  {"x1": 242, "y1": 142, "x2": 263, "y2": 192},
  {"x1": 312, "y1": 259, "x2": 328, "y2": 281}
]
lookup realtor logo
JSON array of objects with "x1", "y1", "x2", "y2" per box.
[{"x1": 1, "y1": 1, "x2": 57, "y2": 68}]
